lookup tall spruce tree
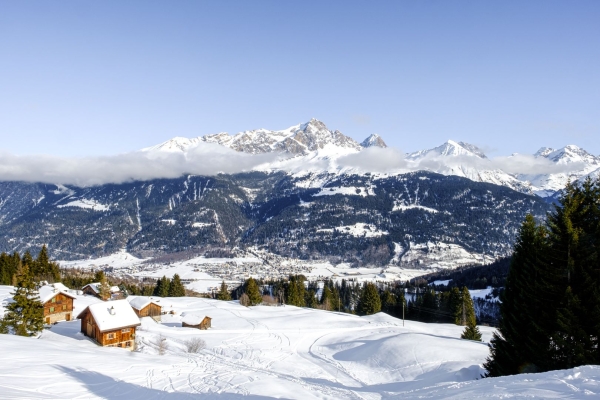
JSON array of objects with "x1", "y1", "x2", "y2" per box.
[
  {"x1": 3, "y1": 262, "x2": 44, "y2": 336},
  {"x1": 485, "y1": 177, "x2": 600, "y2": 377},
  {"x1": 245, "y1": 277, "x2": 262, "y2": 306},
  {"x1": 168, "y1": 274, "x2": 186, "y2": 297},
  {"x1": 357, "y1": 282, "x2": 381, "y2": 316},
  {"x1": 217, "y1": 280, "x2": 232, "y2": 300},
  {"x1": 484, "y1": 214, "x2": 550, "y2": 376},
  {"x1": 459, "y1": 287, "x2": 482, "y2": 341},
  {"x1": 154, "y1": 276, "x2": 170, "y2": 297},
  {"x1": 285, "y1": 275, "x2": 306, "y2": 307}
]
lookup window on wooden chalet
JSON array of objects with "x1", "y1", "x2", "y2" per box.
[
  {"x1": 107, "y1": 333, "x2": 115, "y2": 339},
  {"x1": 121, "y1": 328, "x2": 130, "y2": 333},
  {"x1": 62, "y1": 305, "x2": 67, "y2": 310},
  {"x1": 51, "y1": 298, "x2": 56, "y2": 303},
  {"x1": 49, "y1": 307, "x2": 55, "y2": 312}
]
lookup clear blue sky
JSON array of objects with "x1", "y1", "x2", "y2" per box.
[{"x1": 1, "y1": 1, "x2": 598, "y2": 157}]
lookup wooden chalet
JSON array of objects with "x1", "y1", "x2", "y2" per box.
[
  {"x1": 127, "y1": 296, "x2": 162, "y2": 321},
  {"x1": 77, "y1": 300, "x2": 140, "y2": 350},
  {"x1": 82, "y1": 282, "x2": 123, "y2": 300},
  {"x1": 38, "y1": 283, "x2": 76, "y2": 324},
  {"x1": 182, "y1": 315, "x2": 212, "y2": 330}
]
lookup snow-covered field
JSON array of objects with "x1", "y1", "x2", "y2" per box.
[{"x1": 1, "y1": 287, "x2": 598, "y2": 399}]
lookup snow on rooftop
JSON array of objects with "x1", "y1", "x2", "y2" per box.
[
  {"x1": 127, "y1": 296, "x2": 162, "y2": 311},
  {"x1": 38, "y1": 283, "x2": 76, "y2": 303},
  {"x1": 80, "y1": 299, "x2": 140, "y2": 332}
]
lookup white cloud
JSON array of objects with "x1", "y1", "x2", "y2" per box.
[
  {"x1": 0, "y1": 142, "x2": 587, "y2": 187},
  {"x1": 337, "y1": 147, "x2": 407, "y2": 172},
  {"x1": 0, "y1": 143, "x2": 280, "y2": 187}
]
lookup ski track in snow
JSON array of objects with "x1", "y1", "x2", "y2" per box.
[{"x1": 0, "y1": 287, "x2": 599, "y2": 399}]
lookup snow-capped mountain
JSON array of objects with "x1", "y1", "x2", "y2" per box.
[
  {"x1": 140, "y1": 120, "x2": 599, "y2": 198},
  {"x1": 361, "y1": 133, "x2": 387, "y2": 148},
  {"x1": 143, "y1": 119, "x2": 364, "y2": 156},
  {"x1": 519, "y1": 145, "x2": 600, "y2": 197},
  {"x1": 405, "y1": 140, "x2": 532, "y2": 194}
]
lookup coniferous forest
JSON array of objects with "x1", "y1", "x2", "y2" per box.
[{"x1": 485, "y1": 178, "x2": 600, "y2": 376}]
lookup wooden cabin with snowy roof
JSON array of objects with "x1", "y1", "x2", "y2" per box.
[
  {"x1": 127, "y1": 296, "x2": 162, "y2": 321},
  {"x1": 77, "y1": 299, "x2": 140, "y2": 350},
  {"x1": 39, "y1": 283, "x2": 76, "y2": 324},
  {"x1": 82, "y1": 282, "x2": 123, "y2": 300}
]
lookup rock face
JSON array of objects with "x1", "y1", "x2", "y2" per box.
[
  {"x1": 361, "y1": 134, "x2": 387, "y2": 148},
  {"x1": 145, "y1": 119, "x2": 363, "y2": 156}
]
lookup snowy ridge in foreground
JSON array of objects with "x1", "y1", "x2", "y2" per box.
[{"x1": 0, "y1": 287, "x2": 598, "y2": 399}]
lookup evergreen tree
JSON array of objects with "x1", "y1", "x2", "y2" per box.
[
  {"x1": 285, "y1": 275, "x2": 306, "y2": 307},
  {"x1": 217, "y1": 280, "x2": 232, "y2": 301},
  {"x1": 154, "y1": 276, "x2": 170, "y2": 297},
  {"x1": 3, "y1": 263, "x2": 44, "y2": 336},
  {"x1": 98, "y1": 275, "x2": 112, "y2": 301},
  {"x1": 33, "y1": 245, "x2": 60, "y2": 283},
  {"x1": 245, "y1": 277, "x2": 262, "y2": 306},
  {"x1": 321, "y1": 285, "x2": 333, "y2": 310},
  {"x1": 357, "y1": 282, "x2": 381, "y2": 316},
  {"x1": 380, "y1": 289, "x2": 396, "y2": 315},
  {"x1": 168, "y1": 274, "x2": 186, "y2": 297},
  {"x1": 486, "y1": 177, "x2": 600, "y2": 376},
  {"x1": 460, "y1": 287, "x2": 482, "y2": 341}
]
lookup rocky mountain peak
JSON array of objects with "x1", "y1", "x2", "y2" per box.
[{"x1": 361, "y1": 134, "x2": 387, "y2": 148}]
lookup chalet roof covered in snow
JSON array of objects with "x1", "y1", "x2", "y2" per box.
[
  {"x1": 127, "y1": 296, "x2": 162, "y2": 311},
  {"x1": 82, "y1": 282, "x2": 121, "y2": 294},
  {"x1": 38, "y1": 283, "x2": 76, "y2": 304},
  {"x1": 77, "y1": 299, "x2": 140, "y2": 332}
]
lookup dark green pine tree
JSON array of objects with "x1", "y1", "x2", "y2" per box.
[
  {"x1": 357, "y1": 282, "x2": 381, "y2": 316},
  {"x1": 484, "y1": 214, "x2": 551, "y2": 376},
  {"x1": 285, "y1": 275, "x2": 306, "y2": 307},
  {"x1": 459, "y1": 287, "x2": 482, "y2": 341},
  {"x1": 545, "y1": 178, "x2": 600, "y2": 369},
  {"x1": 380, "y1": 289, "x2": 396, "y2": 315},
  {"x1": 216, "y1": 280, "x2": 232, "y2": 301},
  {"x1": 321, "y1": 285, "x2": 334, "y2": 310},
  {"x1": 33, "y1": 245, "x2": 60, "y2": 283},
  {"x1": 154, "y1": 276, "x2": 170, "y2": 297},
  {"x1": 3, "y1": 262, "x2": 44, "y2": 336},
  {"x1": 168, "y1": 274, "x2": 186, "y2": 297},
  {"x1": 245, "y1": 277, "x2": 262, "y2": 306}
]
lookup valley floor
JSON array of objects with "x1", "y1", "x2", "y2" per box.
[{"x1": 0, "y1": 292, "x2": 598, "y2": 399}]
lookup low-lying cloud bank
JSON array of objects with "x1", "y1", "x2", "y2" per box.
[
  {"x1": 0, "y1": 143, "x2": 280, "y2": 186},
  {"x1": 0, "y1": 145, "x2": 587, "y2": 187}
]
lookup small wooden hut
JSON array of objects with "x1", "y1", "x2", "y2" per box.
[
  {"x1": 182, "y1": 315, "x2": 212, "y2": 330},
  {"x1": 77, "y1": 300, "x2": 141, "y2": 350},
  {"x1": 127, "y1": 297, "x2": 162, "y2": 321}
]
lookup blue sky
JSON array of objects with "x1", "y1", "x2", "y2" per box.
[{"x1": 1, "y1": 1, "x2": 599, "y2": 157}]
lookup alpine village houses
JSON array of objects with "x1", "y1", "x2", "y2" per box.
[
  {"x1": 128, "y1": 297, "x2": 162, "y2": 321},
  {"x1": 39, "y1": 283, "x2": 76, "y2": 324},
  {"x1": 77, "y1": 299, "x2": 141, "y2": 350},
  {"x1": 81, "y1": 282, "x2": 123, "y2": 300}
]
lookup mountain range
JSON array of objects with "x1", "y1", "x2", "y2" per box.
[
  {"x1": 0, "y1": 119, "x2": 597, "y2": 268},
  {"x1": 141, "y1": 119, "x2": 600, "y2": 198}
]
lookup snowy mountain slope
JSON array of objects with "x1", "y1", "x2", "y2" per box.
[
  {"x1": 406, "y1": 140, "x2": 533, "y2": 194},
  {"x1": 0, "y1": 289, "x2": 597, "y2": 399},
  {"x1": 519, "y1": 145, "x2": 600, "y2": 196},
  {"x1": 143, "y1": 119, "x2": 365, "y2": 156},
  {"x1": 140, "y1": 120, "x2": 600, "y2": 199}
]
